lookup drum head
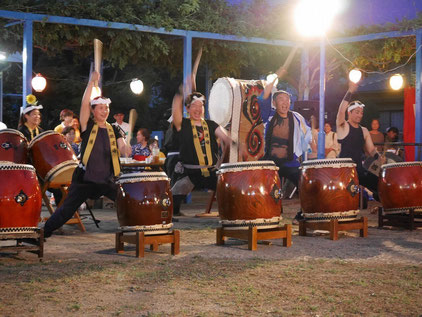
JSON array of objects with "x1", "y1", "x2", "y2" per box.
[
  {"x1": 117, "y1": 171, "x2": 169, "y2": 184},
  {"x1": 0, "y1": 129, "x2": 27, "y2": 140},
  {"x1": 218, "y1": 160, "x2": 278, "y2": 173},
  {"x1": 208, "y1": 78, "x2": 236, "y2": 127}
]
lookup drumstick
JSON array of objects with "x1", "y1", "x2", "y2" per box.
[
  {"x1": 127, "y1": 108, "x2": 138, "y2": 146},
  {"x1": 93, "y1": 39, "x2": 103, "y2": 88},
  {"x1": 275, "y1": 46, "x2": 299, "y2": 78}
]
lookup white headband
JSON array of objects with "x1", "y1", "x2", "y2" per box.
[
  {"x1": 22, "y1": 105, "x2": 43, "y2": 115},
  {"x1": 190, "y1": 95, "x2": 205, "y2": 105},
  {"x1": 348, "y1": 101, "x2": 365, "y2": 112},
  {"x1": 90, "y1": 97, "x2": 111, "y2": 106}
]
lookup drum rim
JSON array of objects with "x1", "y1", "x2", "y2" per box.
[
  {"x1": 117, "y1": 171, "x2": 169, "y2": 184},
  {"x1": 301, "y1": 158, "x2": 356, "y2": 168},
  {"x1": 0, "y1": 128, "x2": 27, "y2": 141},
  {"x1": 219, "y1": 160, "x2": 276, "y2": 169},
  {"x1": 381, "y1": 161, "x2": 422, "y2": 170},
  {"x1": 28, "y1": 130, "x2": 61, "y2": 148},
  {"x1": 0, "y1": 161, "x2": 36, "y2": 171},
  {"x1": 208, "y1": 77, "x2": 236, "y2": 128}
]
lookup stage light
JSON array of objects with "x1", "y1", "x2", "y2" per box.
[
  {"x1": 31, "y1": 73, "x2": 47, "y2": 92},
  {"x1": 389, "y1": 74, "x2": 404, "y2": 90},
  {"x1": 90, "y1": 86, "x2": 101, "y2": 100},
  {"x1": 294, "y1": 0, "x2": 344, "y2": 37},
  {"x1": 130, "y1": 79, "x2": 144, "y2": 95},
  {"x1": 0, "y1": 51, "x2": 6, "y2": 61},
  {"x1": 266, "y1": 73, "x2": 279, "y2": 86},
  {"x1": 349, "y1": 69, "x2": 362, "y2": 83}
]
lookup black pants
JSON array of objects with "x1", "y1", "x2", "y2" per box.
[
  {"x1": 44, "y1": 182, "x2": 117, "y2": 237},
  {"x1": 358, "y1": 168, "x2": 380, "y2": 201}
]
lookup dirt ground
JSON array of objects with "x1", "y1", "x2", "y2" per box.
[{"x1": 1, "y1": 192, "x2": 421, "y2": 316}]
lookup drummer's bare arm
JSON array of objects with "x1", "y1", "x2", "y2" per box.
[
  {"x1": 263, "y1": 68, "x2": 287, "y2": 100},
  {"x1": 215, "y1": 126, "x2": 231, "y2": 167},
  {"x1": 362, "y1": 127, "x2": 377, "y2": 157},
  {"x1": 80, "y1": 71, "x2": 100, "y2": 132},
  {"x1": 117, "y1": 137, "x2": 132, "y2": 157},
  {"x1": 172, "y1": 90, "x2": 184, "y2": 132},
  {"x1": 336, "y1": 81, "x2": 358, "y2": 134}
]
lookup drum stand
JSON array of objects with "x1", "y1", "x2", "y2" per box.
[
  {"x1": 377, "y1": 207, "x2": 422, "y2": 230},
  {"x1": 115, "y1": 230, "x2": 180, "y2": 258},
  {"x1": 41, "y1": 182, "x2": 86, "y2": 232},
  {"x1": 216, "y1": 224, "x2": 292, "y2": 251},
  {"x1": 298, "y1": 217, "x2": 368, "y2": 240},
  {"x1": 0, "y1": 229, "x2": 44, "y2": 260}
]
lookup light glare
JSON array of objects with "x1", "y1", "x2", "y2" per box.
[
  {"x1": 266, "y1": 73, "x2": 279, "y2": 86},
  {"x1": 90, "y1": 86, "x2": 101, "y2": 100},
  {"x1": 31, "y1": 73, "x2": 47, "y2": 92},
  {"x1": 389, "y1": 74, "x2": 404, "y2": 90},
  {"x1": 130, "y1": 79, "x2": 144, "y2": 95},
  {"x1": 349, "y1": 69, "x2": 362, "y2": 83}
]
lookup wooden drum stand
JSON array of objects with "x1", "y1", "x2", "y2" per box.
[
  {"x1": 378, "y1": 207, "x2": 422, "y2": 230},
  {"x1": 299, "y1": 217, "x2": 368, "y2": 240},
  {"x1": 0, "y1": 228, "x2": 44, "y2": 260}
]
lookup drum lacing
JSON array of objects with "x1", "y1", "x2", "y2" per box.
[
  {"x1": 302, "y1": 210, "x2": 360, "y2": 222},
  {"x1": 301, "y1": 158, "x2": 355, "y2": 167},
  {"x1": 118, "y1": 223, "x2": 173, "y2": 234},
  {"x1": 0, "y1": 227, "x2": 38, "y2": 234},
  {"x1": 220, "y1": 216, "x2": 283, "y2": 229},
  {"x1": 116, "y1": 175, "x2": 169, "y2": 184},
  {"x1": 381, "y1": 162, "x2": 422, "y2": 169},
  {"x1": 382, "y1": 206, "x2": 422, "y2": 214},
  {"x1": 0, "y1": 163, "x2": 35, "y2": 171}
]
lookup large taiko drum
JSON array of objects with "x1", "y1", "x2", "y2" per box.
[
  {"x1": 28, "y1": 131, "x2": 78, "y2": 186},
  {"x1": 217, "y1": 161, "x2": 282, "y2": 229},
  {"x1": 299, "y1": 158, "x2": 360, "y2": 222},
  {"x1": 116, "y1": 172, "x2": 173, "y2": 234},
  {"x1": 0, "y1": 162, "x2": 42, "y2": 232},
  {"x1": 0, "y1": 129, "x2": 29, "y2": 164},
  {"x1": 208, "y1": 78, "x2": 266, "y2": 162},
  {"x1": 378, "y1": 161, "x2": 422, "y2": 213}
]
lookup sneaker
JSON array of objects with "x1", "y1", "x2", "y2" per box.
[{"x1": 292, "y1": 211, "x2": 304, "y2": 225}]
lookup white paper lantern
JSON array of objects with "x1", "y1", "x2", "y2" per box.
[
  {"x1": 31, "y1": 73, "x2": 47, "y2": 92},
  {"x1": 130, "y1": 79, "x2": 144, "y2": 95},
  {"x1": 389, "y1": 74, "x2": 404, "y2": 90},
  {"x1": 348, "y1": 69, "x2": 362, "y2": 84}
]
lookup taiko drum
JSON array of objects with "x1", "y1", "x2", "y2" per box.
[
  {"x1": 299, "y1": 158, "x2": 360, "y2": 221},
  {"x1": 0, "y1": 162, "x2": 42, "y2": 229},
  {"x1": 378, "y1": 162, "x2": 422, "y2": 211},
  {"x1": 116, "y1": 172, "x2": 173, "y2": 227},
  {"x1": 217, "y1": 161, "x2": 282, "y2": 221},
  {"x1": 0, "y1": 129, "x2": 29, "y2": 164},
  {"x1": 28, "y1": 131, "x2": 78, "y2": 186}
]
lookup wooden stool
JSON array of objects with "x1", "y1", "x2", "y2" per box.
[
  {"x1": 216, "y1": 224, "x2": 292, "y2": 251},
  {"x1": 299, "y1": 217, "x2": 368, "y2": 240},
  {"x1": 41, "y1": 182, "x2": 86, "y2": 232},
  {"x1": 115, "y1": 230, "x2": 180, "y2": 258},
  {"x1": 0, "y1": 228, "x2": 44, "y2": 259},
  {"x1": 378, "y1": 207, "x2": 422, "y2": 230}
]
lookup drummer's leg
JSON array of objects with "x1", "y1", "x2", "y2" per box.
[
  {"x1": 44, "y1": 183, "x2": 92, "y2": 237},
  {"x1": 171, "y1": 176, "x2": 195, "y2": 216},
  {"x1": 358, "y1": 170, "x2": 380, "y2": 201}
]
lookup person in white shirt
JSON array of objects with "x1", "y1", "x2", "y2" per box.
[
  {"x1": 324, "y1": 122, "x2": 340, "y2": 158},
  {"x1": 112, "y1": 111, "x2": 130, "y2": 144}
]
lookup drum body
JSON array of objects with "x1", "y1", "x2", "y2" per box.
[
  {"x1": 208, "y1": 78, "x2": 266, "y2": 162},
  {"x1": 217, "y1": 161, "x2": 282, "y2": 227},
  {"x1": 378, "y1": 162, "x2": 422, "y2": 212},
  {"x1": 29, "y1": 131, "x2": 78, "y2": 186},
  {"x1": 116, "y1": 172, "x2": 173, "y2": 230},
  {"x1": 0, "y1": 163, "x2": 42, "y2": 230},
  {"x1": 299, "y1": 158, "x2": 359, "y2": 221},
  {"x1": 0, "y1": 129, "x2": 28, "y2": 164}
]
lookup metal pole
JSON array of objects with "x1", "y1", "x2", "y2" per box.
[
  {"x1": 415, "y1": 30, "x2": 422, "y2": 161},
  {"x1": 0, "y1": 72, "x2": 3, "y2": 122},
  {"x1": 317, "y1": 37, "x2": 326, "y2": 159},
  {"x1": 183, "y1": 33, "x2": 192, "y2": 118},
  {"x1": 22, "y1": 20, "x2": 33, "y2": 109},
  {"x1": 301, "y1": 45, "x2": 310, "y2": 101}
]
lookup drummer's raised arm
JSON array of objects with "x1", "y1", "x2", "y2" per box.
[
  {"x1": 172, "y1": 87, "x2": 184, "y2": 132},
  {"x1": 336, "y1": 81, "x2": 358, "y2": 129},
  {"x1": 80, "y1": 71, "x2": 100, "y2": 132},
  {"x1": 263, "y1": 67, "x2": 287, "y2": 100}
]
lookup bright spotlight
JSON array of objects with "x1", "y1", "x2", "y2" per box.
[
  {"x1": 90, "y1": 86, "x2": 102, "y2": 100},
  {"x1": 389, "y1": 74, "x2": 404, "y2": 90},
  {"x1": 0, "y1": 51, "x2": 6, "y2": 61},
  {"x1": 130, "y1": 78, "x2": 144, "y2": 95},
  {"x1": 349, "y1": 69, "x2": 362, "y2": 83},
  {"x1": 294, "y1": 0, "x2": 344, "y2": 37},
  {"x1": 266, "y1": 73, "x2": 279, "y2": 86}
]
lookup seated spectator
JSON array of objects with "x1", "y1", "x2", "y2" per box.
[
  {"x1": 72, "y1": 116, "x2": 82, "y2": 144},
  {"x1": 324, "y1": 122, "x2": 340, "y2": 158},
  {"x1": 369, "y1": 119, "x2": 384, "y2": 152},
  {"x1": 132, "y1": 128, "x2": 151, "y2": 160},
  {"x1": 54, "y1": 109, "x2": 74, "y2": 134},
  {"x1": 62, "y1": 126, "x2": 80, "y2": 156},
  {"x1": 148, "y1": 137, "x2": 166, "y2": 160}
]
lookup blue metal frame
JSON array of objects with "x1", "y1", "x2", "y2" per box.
[
  {"x1": 0, "y1": 9, "x2": 421, "y2": 157},
  {"x1": 317, "y1": 38, "x2": 326, "y2": 159}
]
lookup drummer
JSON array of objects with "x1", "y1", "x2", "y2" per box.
[
  {"x1": 171, "y1": 89, "x2": 231, "y2": 216},
  {"x1": 18, "y1": 94, "x2": 44, "y2": 141},
  {"x1": 336, "y1": 81, "x2": 381, "y2": 199},
  {"x1": 43, "y1": 70, "x2": 131, "y2": 238}
]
